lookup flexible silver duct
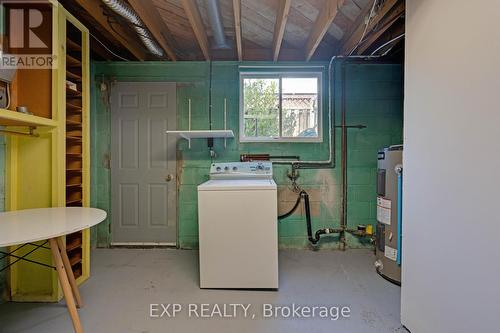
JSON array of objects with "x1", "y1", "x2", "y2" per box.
[
  {"x1": 101, "y1": 0, "x2": 164, "y2": 57},
  {"x1": 206, "y1": 0, "x2": 229, "y2": 49}
]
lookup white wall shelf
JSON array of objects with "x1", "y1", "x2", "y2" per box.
[{"x1": 166, "y1": 130, "x2": 234, "y2": 147}]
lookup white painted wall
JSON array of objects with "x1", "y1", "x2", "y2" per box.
[{"x1": 402, "y1": 1, "x2": 500, "y2": 332}]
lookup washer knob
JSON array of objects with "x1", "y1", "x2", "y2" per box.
[
  {"x1": 233, "y1": 166, "x2": 238, "y2": 171},
  {"x1": 224, "y1": 166, "x2": 229, "y2": 171},
  {"x1": 216, "y1": 166, "x2": 221, "y2": 172}
]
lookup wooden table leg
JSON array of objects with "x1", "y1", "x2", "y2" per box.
[
  {"x1": 49, "y1": 238, "x2": 83, "y2": 333},
  {"x1": 56, "y1": 237, "x2": 83, "y2": 308}
]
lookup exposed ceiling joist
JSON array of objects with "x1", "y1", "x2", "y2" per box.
[
  {"x1": 367, "y1": 20, "x2": 404, "y2": 56},
  {"x1": 356, "y1": 1, "x2": 404, "y2": 54},
  {"x1": 245, "y1": 48, "x2": 303, "y2": 61},
  {"x1": 127, "y1": 0, "x2": 177, "y2": 61},
  {"x1": 337, "y1": 0, "x2": 373, "y2": 55},
  {"x1": 340, "y1": 0, "x2": 401, "y2": 55},
  {"x1": 305, "y1": 0, "x2": 346, "y2": 61},
  {"x1": 74, "y1": 0, "x2": 147, "y2": 61},
  {"x1": 181, "y1": 0, "x2": 211, "y2": 60},
  {"x1": 272, "y1": 0, "x2": 291, "y2": 61},
  {"x1": 232, "y1": 0, "x2": 242, "y2": 61}
]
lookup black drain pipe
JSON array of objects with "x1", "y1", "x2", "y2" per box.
[{"x1": 278, "y1": 191, "x2": 342, "y2": 245}]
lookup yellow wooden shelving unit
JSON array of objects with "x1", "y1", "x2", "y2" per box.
[
  {"x1": 0, "y1": 109, "x2": 58, "y2": 128},
  {"x1": 2, "y1": 1, "x2": 90, "y2": 302}
]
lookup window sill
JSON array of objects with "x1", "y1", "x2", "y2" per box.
[{"x1": 239, "y1": 137, "x2": 323, "y2": 143}]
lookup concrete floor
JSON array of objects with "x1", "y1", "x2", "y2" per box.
[{"x1": 0, "y1": 249, "x2": 405, "y2": 333}]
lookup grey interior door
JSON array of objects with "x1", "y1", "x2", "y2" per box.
[{"x1": 111, "y1": 82, "x2": 177, "y2": 244}]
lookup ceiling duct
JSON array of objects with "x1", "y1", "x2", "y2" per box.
[
  {"x1": 101, "y1": 0, "x2": 164, "y2": 57},
  {"x1": 206, "y1": 0, "x2": 229, "y2": 49}
]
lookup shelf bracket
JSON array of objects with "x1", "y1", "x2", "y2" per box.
[{"x1": 179, "y1": 133, "x2": 192, "y2": 148}]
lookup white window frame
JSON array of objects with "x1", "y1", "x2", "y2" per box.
[{"x1": 239, "y1": 71, "x2": 323, "y2": 143}]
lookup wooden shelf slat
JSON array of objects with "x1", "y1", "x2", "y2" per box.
[
  {"x1": 66, "y1": 55, "x2": 82, "y2": 67},
  {"x1": 67, "y1": 39, "x2": 82, "y2": 52},
  {"x1": 66, "y1": 70, "x2": 82, "y2": 82},
  {"x1": 66, "y1": 183, "x2": 82, "y2": 188},
  {"x1": 66, "y1": 102, "x2": 82, "y2": 111},
  {"x1": 66, "y1": 119, "x2": 82, "y2": 126},
  {"x1": 69, "y1": 255, "x2": 82, "y2": 266},
  {"x1": 66, "y1": 135, "x2": 82, "y2": 141},
  {"x1": 66, "y1": 87, "x2": 82, "y2": 97},
  {"x1": 73, "y1": 268, "x2": 82, "y2": 279},
  {"x1": 66, "y1": 198, "x2": 82, "y2": 204},
  {"x1": 66, "y1": 237, "x2": 82, "y2": 252}
]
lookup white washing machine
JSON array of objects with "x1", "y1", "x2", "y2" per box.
[{"x1": 197, "y1": 161, "x2": 278, "y2": 289}]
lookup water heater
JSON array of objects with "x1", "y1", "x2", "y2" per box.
[{"x1": 375, "y1": 145, "x2": 403, "y2": 284}]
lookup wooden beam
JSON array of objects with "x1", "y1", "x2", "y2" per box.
[
  {"x1": 75, "y1": 0, "x2": 147, "y2": 61},
  {"x1": 337, "y1": 0, "x2": 373, "y2": 54},
  {"x1": 355, "y1": 2, "x2": 404, "y2": 54},
  {"x1": 272, "y1": 0, "x2": 291, "y2": 61},
  {"x1": 244, "y1": 48, "x2": 327, "y2": 61},
  {"x1": 128, "y1": 0, "x2": 177, "y2": 61},
  {"x1": 232, "y1": 0, "x2": 242, "y2": 61},
  {"x1": 340, "y1": 0, "x2": 400, "y2": 55},
  {"x1": 89, "y1": 38, "x2": 113, "y2": 60},
  {"x1": 364, "y1": 21, "x2": 405, "y2": 56},
  {"x1": 181, "y1": 0, "x2": 210, "y2": 60},
  {"x1": 305, "y1": 0, "x2": 345, "y2": 61}
]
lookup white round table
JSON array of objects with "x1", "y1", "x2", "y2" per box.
[{"x1": 0, "y1": 207, "x2": 107, "y2": 333}]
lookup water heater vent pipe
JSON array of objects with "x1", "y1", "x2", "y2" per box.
[{"x1": 206, "y1": 0, "x2": 230, "y2": 49}]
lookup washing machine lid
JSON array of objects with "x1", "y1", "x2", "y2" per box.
[{"x1": 198, "y1": 179, "x2": 277, "y2": 191}]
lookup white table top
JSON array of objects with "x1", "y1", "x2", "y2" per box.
[{"x1": 0, "y1": 207, "x2": 107, "y2": 247}]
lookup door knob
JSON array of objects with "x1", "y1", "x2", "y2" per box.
[{"x1": 165, "y1": 174, "x2": 173, "y2": 182}]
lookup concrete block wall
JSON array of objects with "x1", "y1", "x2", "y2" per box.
[
  {"x1": 174, "y1": 62, "x2": 402, "y2": 249},
  {"x1": 89, "y1": 64, "x2": 112, "y2": 247},
  {"x1": 91, "y1": 61, "x2": 403, "y2": 249}
]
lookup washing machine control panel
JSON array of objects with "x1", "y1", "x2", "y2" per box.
[{"x1": 209, "y1": 162, "x2": 273, "y2": 179}]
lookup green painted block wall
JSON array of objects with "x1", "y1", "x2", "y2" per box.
[
  {"x1": 89, "y1": 63, "x2": 112, "y2": 248},
  {"x1": 91, "y1": 61, "x2": 403, "y2": 249}
]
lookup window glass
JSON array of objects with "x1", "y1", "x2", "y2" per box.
[
  {"x1": 242, "y1": 78, "x2": 279, "y2": 138},
  {"x1": 282, "y1": 77, "x2": 319, "y2": 138},
  {"x1": 240, "y1": 73, "x2": 322, "y2": 142}
]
